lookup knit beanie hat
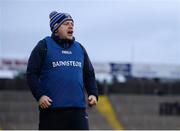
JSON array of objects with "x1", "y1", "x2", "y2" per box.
[{"x1": 49, "y1": 11, "x2": 73, "y2": 32}]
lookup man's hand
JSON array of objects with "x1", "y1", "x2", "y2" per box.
[
  {"x1": 88, "y1": 95, "x2": 97, "y2": 107},
  {"x1": 39, "y1": 95, "x2": 53, "y2": 109}
]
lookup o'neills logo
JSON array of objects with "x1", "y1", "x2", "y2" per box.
[
  {"x1": 62, "y1": 50, "x2": 72, "y2": 54},
  {"x1": 52, "y1": 61, "x2": 82, "y2": 68}
]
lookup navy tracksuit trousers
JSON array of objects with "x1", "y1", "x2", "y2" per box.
[{"x1": 39, "y1": 108, "x2": 89, "y2": 130}]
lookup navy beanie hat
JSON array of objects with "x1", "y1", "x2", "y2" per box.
[{"x1": 49, "y1": 11, "x2": 73, "y2": 32}]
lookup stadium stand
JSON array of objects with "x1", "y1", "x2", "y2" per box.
[
  {"x1": 1, "y1": 91, "x2": 180, "y2": 129},
  {"x1": 109, "y1": 94, "x2": 180, "y2": 130}
]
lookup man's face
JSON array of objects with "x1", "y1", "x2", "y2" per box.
[{"x1": 56, "y1": 20, "x2": 74, "y2": 40}]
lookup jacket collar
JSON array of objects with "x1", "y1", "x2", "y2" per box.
[{"x1": 51, "y1": 33, "x2": 75, "y2": 49}]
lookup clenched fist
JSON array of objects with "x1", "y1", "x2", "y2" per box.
[{"x1": 88, "y1": 95, "x2": 97, "y2": 107}]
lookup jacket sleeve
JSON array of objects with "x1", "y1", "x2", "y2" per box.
[
  {"x1": 26, "y1": 39, "x2": 47, "y2": 101},
  {"x1": 82, "y1": 46, "x2": 98, "y2": 101}
]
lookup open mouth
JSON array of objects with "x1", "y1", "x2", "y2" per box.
[{"x1": 67, "y1": 31, "x2": 73, "y2": 35}]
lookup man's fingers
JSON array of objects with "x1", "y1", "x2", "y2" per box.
[
  {"x1": 41, "y1": 99, "x2": 51, "y2": 108},
  {"x1": 88, "y1": 97, "x2": 92, "y2": 101},
  {"x1": 45, "y1": 99, "x2": 52, "y2": 106},
  {"x1": 47, "y1": 97, "x2": 53, "y2": 102},
  {"x1": 40, "y1": 101, "x2": 50, "y2": 109},
  {"x1": 88, "y1": 97, "x2": 97, "y2": 106},
  {"x1": 89, "y1": 99, "x2": 93, "y2": 104},
  {"x1": 40, "y1": 103, "x2": 46, "y2": 109},
  {"x1": 88, "y1": 95, "x2": 97, "y2": 105},
  {"x1": 90, "y1": 99, "x2": 97, "y2": 105},
  {"x1": 39, "y1": 96, "x2": 53, "y2": 109}
]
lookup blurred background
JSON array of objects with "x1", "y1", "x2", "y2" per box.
[{"x1": 0, "y1": 0, "x2": 180, "y2": 129}]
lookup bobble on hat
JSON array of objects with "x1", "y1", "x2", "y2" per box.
[
  {"x1": 49, "y1": 11, "x2": 73, "y2": 32},
  {"x1": 49, "y1": 11, "x2": 58, "y2": 19}
]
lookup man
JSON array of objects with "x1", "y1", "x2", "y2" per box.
[{"x1": 26, "y1": 11, "x2": 98, "y2": 130}]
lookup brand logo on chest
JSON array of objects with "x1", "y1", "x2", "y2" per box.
[{"x1": 62, "y1": 50, "x2": 72, "y2": 55}]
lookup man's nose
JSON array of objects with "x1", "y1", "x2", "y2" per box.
[{"x1": 68, "y1": 24, "x2": 73, "y2": 29}]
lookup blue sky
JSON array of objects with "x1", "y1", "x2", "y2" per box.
[{"x1": 0, "y1": 0, "x2": 180, "y2": 65}]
